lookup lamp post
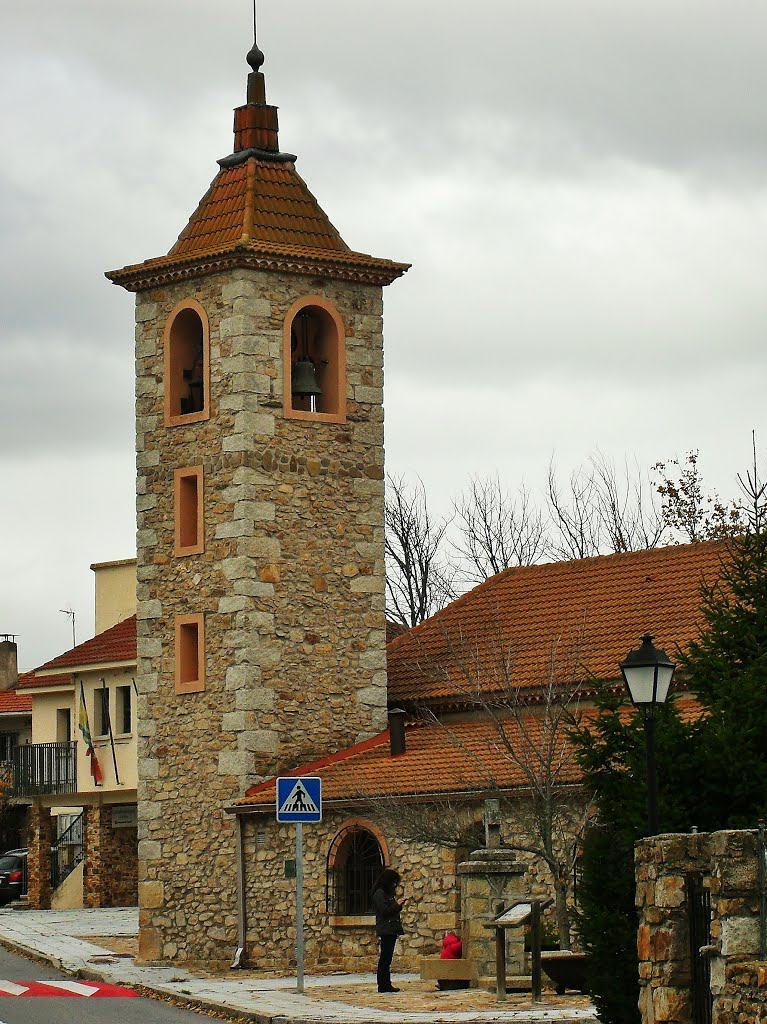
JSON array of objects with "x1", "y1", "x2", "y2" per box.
[{"x1": 619, "y1": 633, "x2": 676, "y2": 835}]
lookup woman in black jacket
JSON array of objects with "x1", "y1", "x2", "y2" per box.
[{"x1": 371, "y1": 868, "x2": 406, "y2": 993}]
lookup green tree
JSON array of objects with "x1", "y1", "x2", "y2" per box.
[{"x1": 572, "y1": 445, "x2": 767, "y2": 1024}]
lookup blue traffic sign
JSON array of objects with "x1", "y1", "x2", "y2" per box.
[{"x1": 276, "y1": 776, "x2": 322, "y2": 822}]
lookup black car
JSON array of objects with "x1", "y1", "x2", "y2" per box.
[{"x1": 0, "y1": 849, "x2": 27, "y2": 905}]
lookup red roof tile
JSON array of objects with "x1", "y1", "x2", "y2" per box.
[
  {"x1": 387, "y1": 542, "x2": 727, "y2": 706},
  {"x1": 32, "y1": 616, "x2": 137, "y2": 675},
  {"x1": 0, "y1": 687, "x2": 32, "y2": 712},
  {"x1": 169, "y1": 159, "x2": 349, "y2": 258},
  {"x1": 15, "y1": 671, "x2": 71, "y2": 692},
  {"x1": 237, "y1": 696, "x2": 704, "y2": 809}
]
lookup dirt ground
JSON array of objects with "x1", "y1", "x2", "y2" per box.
[
  {"x1": 81, "y1": 937, "x2": 592, "y2": 1014},
  {"x1": 85, "y1": 935, "x2": 139, "y2": 957},
  {"x1": 305, "y1": 981, "x2": 592, "y2": 1013}
]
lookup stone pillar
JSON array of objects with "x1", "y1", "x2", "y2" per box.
[
  {"x1": 83, "y1": 804, "x2": 138, "y2": 908},
  {"x1": 458, "y1": 845, "x2": 527, "y2": 984},
  {"x1": 27, "y1": 803, "x2": 53, "y2": 909}
]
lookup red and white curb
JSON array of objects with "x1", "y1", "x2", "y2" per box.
[{"x1": 0, "y1": 980, "x2": 137, "y2": 997}]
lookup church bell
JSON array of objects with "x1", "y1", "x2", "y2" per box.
[{"x1": 291, "y1": 355, "x2": 322, "y2": 398}]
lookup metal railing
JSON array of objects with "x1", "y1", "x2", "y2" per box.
[
  {"x1": 759, "y1": 820, "x2": 766, "y2": 960},
  {"x1": 51, "y1": 811, "x2": 84, "y2": 891},
  {"x1": 12, "y1": 742, "x2": 77, "y2": 798}
]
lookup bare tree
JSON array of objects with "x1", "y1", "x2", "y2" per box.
[
  {"x1": 385, "y1": 474, "x2": 454, "y2": 627},
  {"x1": 547, "y1": 454, "x2": 666, "y2": 559},
  {"x1": 590, "y1": 452, "x2": 667, "y2": 552},
  {"x1": 546, "y1": 461, "x2": 601, "y2": 560},
  {"x1": 370, "y1": 623, "x2": 594, "y2": 948},
  {"x1": 451, "y1": 476, "x2": 547, "y2": 584}
]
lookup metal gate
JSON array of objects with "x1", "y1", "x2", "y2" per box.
[{"x1": 686, "y1": 872, "x2": 713, "y2": 1024}]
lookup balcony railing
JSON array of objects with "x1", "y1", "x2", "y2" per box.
[{"x1": 12, "y1": 742, "x2": 77, "y2": 798}]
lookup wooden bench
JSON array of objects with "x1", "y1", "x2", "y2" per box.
[{"x1": 419, "y1": 957, "x2": 477, "y2": 989}]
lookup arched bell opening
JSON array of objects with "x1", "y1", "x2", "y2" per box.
[
  {"x1": 163, "y1": 300, "x2": 210, "y2": 426},
  {"x1": 283, "y1": 297, "x2": 346, "y2": 423}
]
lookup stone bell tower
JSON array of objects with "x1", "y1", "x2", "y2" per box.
[{"x1": 107, "y1": 31, "x2": 408, "y2": 962}]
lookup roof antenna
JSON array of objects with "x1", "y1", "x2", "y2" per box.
[{"x1": 247, "y1": 0, "x2": 264, "y2": 73}]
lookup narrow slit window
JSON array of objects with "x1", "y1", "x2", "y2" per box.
[
  {"x1": 175, "y1": 614, "x2": 205, "y2": 694},
  {"x1": 174, "y1": 466, "x2": 204, "y2": 555}
]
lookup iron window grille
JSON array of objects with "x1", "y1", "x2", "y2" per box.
[{"x1": 326, "y1": 825, "x2": 384, "y2": 915}]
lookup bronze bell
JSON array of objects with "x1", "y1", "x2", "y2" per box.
[{"x1": 291, "y1": 356, "x2": 322, "y2": 397}]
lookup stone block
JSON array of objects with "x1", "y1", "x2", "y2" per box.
[
  {"x1": 137, "y1": 599, "x2": 163, "y2": 619},
  {"x1": 239, "y1": 536, "x2": 282, "y2": 560},
  {"x1": 235, "y1": 688, "x2": 275, "y2": 712},
  {"x1": 218, "y1": 750, "x2": 251, "y2": 776},
  {"x1": 140, "y1": 880, "x2": 164, "y2": 909},
  {"x1": 721, "y1": 916, "x2": 759, "y2": 957},
  {"x1": 652, "y1": 985, "x2": 690, "y2": 1022},
  {"x1": 139, "y1": 841, "x2": 162, "y2": 861},
  {"x1": 237, "y1": 730, "x2": 279, "y2": 754},
  {"x1": 655, "y1": 875, "x2": 686, "y2": 909},
  {"x1": 136, "y1": 302, "x2": 160, "y2": 323},
  {"x1": 349, "y1": 575, "x2": 383, "y2": 594},
  {"x1": 218, "y1": 596, "x2": 250, "y2": 614},
  {"x1": 139, "y1": 758, "x2": 159, "y2": 780},
  {"x1": 222, "y1": 712, "x2": 248, "y2": 732}
]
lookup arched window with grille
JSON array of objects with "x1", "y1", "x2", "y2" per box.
[{"x1": 326, "y1": 821, "x2": 387, "y2": 916}]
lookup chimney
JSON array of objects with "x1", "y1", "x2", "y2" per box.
[
  {"x1": 0, "y1": 636, "x2": 18, "y2": 692},
  {"x1": 388, "y1": 708, "x2": 406, "y2": 757}
]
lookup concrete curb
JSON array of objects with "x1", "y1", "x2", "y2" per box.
[{"x1": 0, "y1": 917, "x2": 598, "y2": 1024}]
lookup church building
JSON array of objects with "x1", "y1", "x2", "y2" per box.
[{"x1": 105, "y1": 25, "x2": 728, "y2": 977}]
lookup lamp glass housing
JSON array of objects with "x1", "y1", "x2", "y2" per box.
[{"x1": 620, "y1": 634, "x2": 676, "y2": 707}]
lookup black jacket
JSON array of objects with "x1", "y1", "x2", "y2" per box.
[{"x1": 372, "y1": 887, "x2": 404, "y2": 937}]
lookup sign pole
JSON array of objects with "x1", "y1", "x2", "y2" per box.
[
  {"x1": 296, "y1": 820, "x2": 304, "y2": 993},
  {"x1": 276, "y1": 776, "x2": 321, "y2": 995}
]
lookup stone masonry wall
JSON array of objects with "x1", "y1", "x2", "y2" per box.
[
  {"x1": 134, "y1": 268, "x2": 389, "y2": 963},
  {"x1": 26, "y1": 803, "x2": 52, "y2": 910},
  {"x1": 635, "y1": 830, "x2": 766, "y2": 1024},
  {"x1": 241, "y1": 811, "x2": 460, "y2": 973},
  {"x1": 718, "y1": 961, "x2": 767, "y2": 1023},
  {"x1": 83, "y1": 804, "x2": 138, "y2": 908}
]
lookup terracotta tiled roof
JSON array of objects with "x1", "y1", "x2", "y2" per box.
[
  {"x1": 236, "y1": 696, "x2": 704, "y2": 810},
  {"x1": 170, "y1": 159, "x2": 349, "y2": 257},
  {"x1": 387, "y1": 541, "x2": 727, "y2": 706},
  {"x1": 107, "y1": 71, "x2": 409, "y2": 291},
  {"x1": 15, "y1": 671, "x2": 71, "y2": 692},
  {"x1": 236, "y1": 716, "x2": 577, "y2": 808},
  {"x1": 32, "y1": 616, "x2": 137, "y2": 675},
  {"x1": 0, "y1": 687, "x2": 32, "y2": 712}
]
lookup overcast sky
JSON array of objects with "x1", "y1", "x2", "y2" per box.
[{"x1": 2, "y1": 0, "x2": 765, "y2": 670}]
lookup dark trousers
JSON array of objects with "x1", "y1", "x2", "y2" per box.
[{"x1": 377, "y1": 934, "x2": 398, "y2": 991}]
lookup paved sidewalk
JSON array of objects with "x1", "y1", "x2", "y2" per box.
[{"x1": 0, "y1": 908, "x2": 597, "y2": 1024}]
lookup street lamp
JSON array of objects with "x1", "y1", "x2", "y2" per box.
[{"x1": 619, "y1": 633, "x2": 676, "y2": 835}]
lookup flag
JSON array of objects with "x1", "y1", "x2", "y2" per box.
[{"x1": 79, "y1": 683, "x2": 103, "y2": 786}]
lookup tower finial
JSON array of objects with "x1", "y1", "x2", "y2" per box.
[{"x1": 246, "y1": 0, "x2": 264, "y2": 73}]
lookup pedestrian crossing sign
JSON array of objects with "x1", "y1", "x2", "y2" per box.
[{"x1": 276, "y1": 776, "x2": 322, "y2": 822}]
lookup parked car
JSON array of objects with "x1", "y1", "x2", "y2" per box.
[{"x1": 0, "y1": 849, "x2": 27, "y2": 904}]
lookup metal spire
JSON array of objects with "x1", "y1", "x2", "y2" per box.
[{"x1": 246, "y1": 0, "x2": 264, "y2": 73}]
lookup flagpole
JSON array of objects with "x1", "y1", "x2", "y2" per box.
[{"x1": 101, "y1": 677, "x2": 121, "y2": 785}]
